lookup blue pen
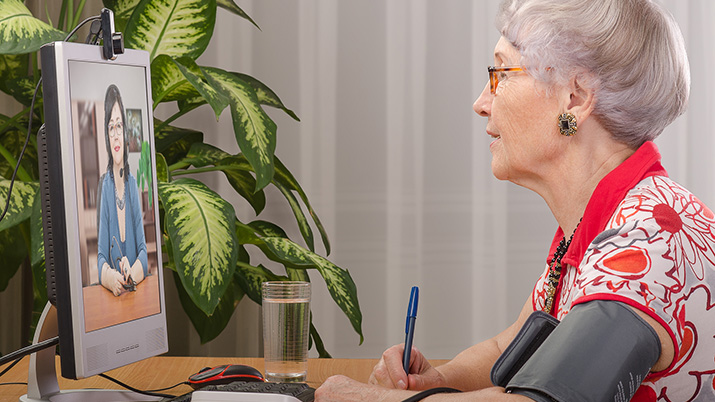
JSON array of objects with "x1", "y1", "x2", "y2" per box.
[{"x1": 403, "y1": 286, "x2": 419, "y2": 374}]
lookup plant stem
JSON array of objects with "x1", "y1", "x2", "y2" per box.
[
  {"x1": 0, "y1": 106, "x2": 32, "y2": 133},
  {"x1": 68, "y1": 0, "x2": 74, "y2": 31},
  {"x1": 167, "y1": 161, "x2": 191, "y2": 172},
  {"x1": 155, "y1": 107, "x2": 196, "y2": 132},
  {"x1": 59, "y1": 0, "x2": 69, "y2": 31},
  {"x1": 171, "y1": 166, "x2": 226, "y2": 176},
  {"x1": 0, "y1": 142, "x2": 32, "y2": 182},
  {"x1": 71, "y1": 0, "x2": 87, "y2": 31}
]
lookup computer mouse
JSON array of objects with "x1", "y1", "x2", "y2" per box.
[{"x1": 188, "y1": 364, "x2": 265, "y2": 389}]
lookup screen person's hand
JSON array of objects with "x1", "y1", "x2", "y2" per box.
[
  {"x1": 120, "y1": 256, "x2": 131, "y2": 280},
  {"x1": 101, "y1": 266, "x2": 126, "y2": 296}
]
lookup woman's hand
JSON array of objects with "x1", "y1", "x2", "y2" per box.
[
  {"x1": 368, "y1": 344, "x2": 447, "y2": 390},
  {"x1": 316, "y1": 375, "x2": 413, "y2": 402}
]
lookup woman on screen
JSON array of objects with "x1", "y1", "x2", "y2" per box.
[{"x1": 97, "y1": 84, "x2": 148, "y2": 297}]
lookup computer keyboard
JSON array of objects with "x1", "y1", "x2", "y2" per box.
[{"x1": 169, "y1": 381, "x2": 315, "y2": 402}]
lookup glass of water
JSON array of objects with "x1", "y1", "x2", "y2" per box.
[{"x1": 262, "y1": 281, "x2": 311, "y2": 382}]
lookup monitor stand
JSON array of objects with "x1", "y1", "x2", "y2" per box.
[{"x1": 19, "y1": 302, "x2": 161, "y2": 402}]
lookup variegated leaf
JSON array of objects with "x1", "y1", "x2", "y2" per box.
[
  {"x1": 0, "y1": 0, "x2": 66, "y2": 54},
  {"x1": 158, "y1": 178, "x2": 238, "y2": 315},
  {"x1": 102, "y1": 0, "x2": 142, "y2": 33},
  {"x1": 274, "y1": 180, "x2": 314, "y2": 251},
  {"x1": 287, "y1": 266, "x2": 310, "y2": 282},
  {"x1": 0, "y1": 124, "x2": 35, "y2": 180},
  {"x1": 185, "y1": 142, "x2": 231, "y2": 168},
  {"x1": 215, "y1": 155, "x2": 265, "y2": 215},
  {"x1": 30, "y1": 189, "x2": 43, "y2": 266},
  {"x1": 235, "y1": 220, "x2": 312, "y2": 269},
  {"x1": 179, "y1": 71, "x2": 300, "y2": 122},
  {"x1": 0, "y1": 53, "x2": 28, "y2": 94},
  {"x1": 233, "y1": 73, "x2": 299, "y2": 121},
  {"x1": 216, "y1": 0, "x2": 259, "y2": 30},
  {"x1": 261, "y1": 237, "x2": 363, "y2": 343},
  {"x1": 154, "y1": 120, "x2": 203, "y2": 152},
  {"x1": 234, "y1": 261, "x2": 286, "y2": 304},
  {"x1": 5, "y1": 75, "x2": 39, "y2": 107},
  {"x1": 235, "y1": 220, "x2": 261, "y2": 245},
  {"x1": 202, "y1": 67, "x2": 276, "y2": 191},
  {"x1": 274, "y1": 157, "x2": 331, "y2": 254},
  {"x1": 0, "y1": 224, "x2": 26, "y2": 291},
  {"x1": 162, "y1": 233, "x2": 177, "y2": 271},
  {"x1": 173, "y1": 270, "x2": 245, "y2": 344},
  {"x1": 151, "y1": 54, "x2": 199, "y2": 106},
  {"x1": 310, "y1": 321, "x2": 332, "y2": 358},
  {"x1": 176, "y1": 96, "x2": 206, "y2": 114},
  {"x1": 154, "y1": 120, "x2": 203, "y2": 165},
  {"x1": 124, "y1": 0, "x2": 216, "y2": 61},
  {"x1": 0, "y1": 179, "x2": 37, "y2": 232},
  {"x1": 248, "y1": 220, "x2": 288, "y2": 239},
  {"x1": 173, "y1": 57, "x2": 229, "y2": 118},
  {"x1": 156, "y1": 152, "x2": 169, "y2": 183}
]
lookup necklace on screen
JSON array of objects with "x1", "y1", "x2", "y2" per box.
[{"x1": 115, "y1": 182, "x2": 125, "y2": 210}]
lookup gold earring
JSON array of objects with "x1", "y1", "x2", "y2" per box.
[{"x1": 558, "y1": 112, "x2": 577, "y2": 136}]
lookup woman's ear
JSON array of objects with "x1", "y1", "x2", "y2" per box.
[{"x1": 564, "y1": 72, "x2": 596, "y2": 122}]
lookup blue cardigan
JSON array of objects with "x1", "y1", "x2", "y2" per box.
[{"x1": 97, "y1": 171, "x2": 148, "y2": 282}]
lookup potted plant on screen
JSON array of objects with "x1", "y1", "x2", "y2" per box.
[{"x1": 0, "y1": 0, "x2": 362, "y2": 356}]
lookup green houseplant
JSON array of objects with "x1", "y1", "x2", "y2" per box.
[{"x1": 0, "y1": 0, "x2": 362, "y2": 356}]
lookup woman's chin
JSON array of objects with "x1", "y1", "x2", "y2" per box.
[{"x1": 490, "y1": 161, "x2": 509, "y2": 181}]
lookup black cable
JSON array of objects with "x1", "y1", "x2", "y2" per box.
[
  {"x1": 0, "y1": 336, "x2": 58, "y2": 368},
  {"x1": 98, "y1": 373, "x2": 178, "y2": 399},
  {"x1": 0, "y1": 356, "x2": 24, "y2": 378},
  {"x1": 400, "y1": 387, "x2": 462, "y2": 402},
  {"x1": 64, "y1": 15, "x2": 101, "y2": 42},
  {"x1": 146, "y1": 380, "x2": 191, "y2": 393}
]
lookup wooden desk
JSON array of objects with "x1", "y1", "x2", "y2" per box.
[
  {"x1": 83, "y1": 274, "x2": 161, "y2": 332},
  {"x1": 1, "y1": 356, "x2": 449, "y2": 401}
]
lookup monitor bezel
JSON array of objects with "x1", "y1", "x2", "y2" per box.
[{"x1": 40, "y1": 40, "x2": 168, "y2": 379}]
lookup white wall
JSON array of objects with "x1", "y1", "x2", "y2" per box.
[{"x1": 173, "y1": 0, "x2": 715, "y2": 360}]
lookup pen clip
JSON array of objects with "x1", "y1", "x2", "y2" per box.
[{"x1": 405, "y1": 286, "x2": 419, "y2": 333}]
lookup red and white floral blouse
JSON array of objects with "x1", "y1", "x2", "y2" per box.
[{"x1": 532, "y1": 141, "x2": 715, "y2": 401}]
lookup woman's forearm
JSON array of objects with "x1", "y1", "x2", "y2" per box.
[
  {"x1": 436, "y1": 338, "x2": 504, "y2": 391},
  {"x1": 438, "y1": 298, "x2": 535, "y2": 391}
]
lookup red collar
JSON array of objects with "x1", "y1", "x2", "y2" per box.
[{"x1": 548, "y1": 141, "x2": 668, "y2": 268}]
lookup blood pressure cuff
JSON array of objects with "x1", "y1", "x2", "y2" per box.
[{"x1": 493, "y1": 300, "x2": 661, "y2": 402}]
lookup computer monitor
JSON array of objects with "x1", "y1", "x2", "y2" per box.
[{"x1": 38, "y1": 40, "x2": 167, "y2": 383}]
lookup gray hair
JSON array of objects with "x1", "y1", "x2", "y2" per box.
[{"x1": 497, "y1": 0, "x2": 690, "y2": 148}]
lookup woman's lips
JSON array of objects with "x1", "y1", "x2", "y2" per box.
[{"x1": 114, "y1": 146, "x2": 120, "y2": 152}]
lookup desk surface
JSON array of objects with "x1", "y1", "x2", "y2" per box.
[
  {"x1": 83, "y1": 274, "x2": 161, "y2": 332},
  {"x1": 1, "y1": 356, "x2": 449, "y2": 400}
]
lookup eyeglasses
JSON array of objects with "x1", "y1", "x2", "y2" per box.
[
  {"x1": 487, "y1": 65, "x2": 523, "y2": 95},
  {"x1": 108, "y1": 121, "x2": 124, "y2": 138}
]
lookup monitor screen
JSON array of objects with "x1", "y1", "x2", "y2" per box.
[{"x1": 40, "y1": 41, "x2": 168, "y2": 379}]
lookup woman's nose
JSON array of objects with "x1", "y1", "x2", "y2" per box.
[{"x1": 473, "y1": 82, "x2": 492, "y2": 117}]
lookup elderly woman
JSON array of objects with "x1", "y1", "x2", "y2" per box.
[
  {"x1": 97, "y1": 84, "x2": 148, "y2": 296},
  {"x1": 316, "y1": 0, "x2": 714, "y2": 401}
]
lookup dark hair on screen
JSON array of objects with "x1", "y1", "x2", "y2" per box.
[{"x1": 103, "y1": 84, "x2": 129, "y2": 183}]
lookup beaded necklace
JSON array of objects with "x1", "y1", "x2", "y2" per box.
[
  {"x1": 543, "y1": 219, "x2": 581, "y2": 315},
  {"x1": 113, "y1": 171, "x2": 125, "y2": 210}
]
